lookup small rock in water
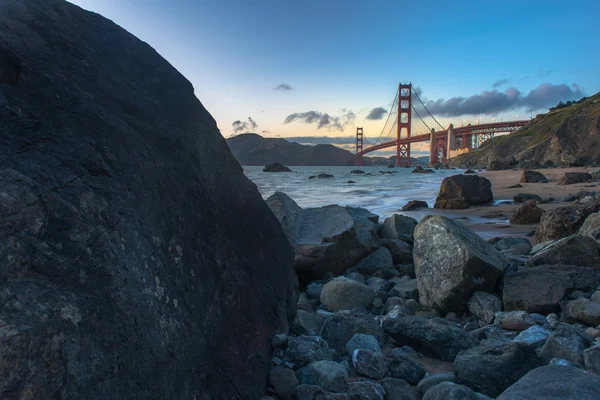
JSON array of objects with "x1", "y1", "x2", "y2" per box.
[
  {"x1": 402, "y1": 200, "x2": 429, "y2": 211},
  {"x1": 263, "y1": 162, "x2": 292, "y2": 172}
]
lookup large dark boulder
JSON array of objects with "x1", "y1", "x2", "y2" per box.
[
  {"x1": 497, "y1": 366, "x2": 600, "y2": 400},
  {"x1": 535, "y1": 200, "x2": 600, "y2": 242},
  {"x1": 503, "y1": 265, "x2": 600, "y2": 314},
  {"x1": 454, "y1": 341, "x2": 542, "y2": 397},
  {"x1": 434, "y1": 175, "x2": 493, "y2": 209},
  {"x1": 520, "y1": 170, "x2": 548, "y2": 183},
  {"x1": 525, "y1": 234, "x2": 600, "y2": 269},
  {"x1": 0, "y1": 1, "x2": 297, "y2": 399},
  {"x1": 510, "y1": 200, "x2": 545, "y2": 224},
  {"x1": 383, "y1": 316, "x2": 477, "y2": 361},
  {"x1": 266, "y1": 192, "x2": 378, "y2": 283},
  {"x1": 413, "y1": 215, "x2": 506, "y2": 313},
  {"x1": 557, "y1": 172, "x2": 592, "y2": 185}
]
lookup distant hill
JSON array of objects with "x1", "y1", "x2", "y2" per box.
[
  {"x1": 448, "y1": 93, "x2": 600, "y2": 169},
  {"x1": 226, "y1": 133, "x2": 426, "y2": 166}
]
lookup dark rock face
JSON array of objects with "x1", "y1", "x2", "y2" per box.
[
  {"x1": 0, "y1": 1, "x2": 297, "y2": 399},
  {"x1": 520, "y1": 170, "x2": 548, "y2": 183},
  {"x1": 264, "y1": 162, "x2": 292, "y2": 172},
  {"x1": 454, "y1": 341, "x2": 542, "y2": 397},
  {"x1": 434, "y1": 175, "x2": 493, "y2": 209},
  {"x1": 497, "y1": 366, "x2": 600, "y2": 400},
  {"x1": 557, "y1": 172, "x2": 592, "y2": 185},
  {"x1": 510, "y1": 200, "x2": 545, "y2": 224},
  {"x1": 401, "y1": 200, "x2": 429, "y2": 211},
  {"x1": 383, "y1": 316, "x2": 477, "y2": 361},
  {"x1": 525, "y1": 235, "x2": 600, "y2": 269},
  {"x1": 503, "y1": 265, "x2": 600, "y2": 313},
  {"x1": 413, "y1": 215, "x2": 506, "y2": 313},
  {"x1": 535, "y1": 201, "x2": 600, "y2": 242}
]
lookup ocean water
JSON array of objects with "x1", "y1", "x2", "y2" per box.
[{"x1": 243, "y1": 165, "x2": 465, "y2": 219}]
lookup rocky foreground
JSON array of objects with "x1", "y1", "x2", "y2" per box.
[{"x1": 262, "y1": 187, "x2": 600, "y2": 399}]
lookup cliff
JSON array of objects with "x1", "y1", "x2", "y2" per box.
[{"x1": 448, "y1": 93, "x2": 600, "y2": 169}]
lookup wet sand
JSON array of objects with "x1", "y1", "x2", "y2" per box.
[{"x1": 402, "y1": 167, "x2": 598, "y2": 241}]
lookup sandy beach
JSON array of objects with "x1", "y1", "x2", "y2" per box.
[{"x1": 402, "y1": 167, "x2": 598, "y2": 241}]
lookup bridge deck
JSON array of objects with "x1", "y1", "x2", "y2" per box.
[{"x1": 356, "y1": 120, "x2": 527, "y2": 156}]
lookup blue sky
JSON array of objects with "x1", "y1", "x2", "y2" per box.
[{"x1": 70, "y1": 0, "x2": 599, "y2": 155}]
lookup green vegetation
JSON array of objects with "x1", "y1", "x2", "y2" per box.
[{"x1": 449, "y1": 92, "x2": 600, "y2": 168}]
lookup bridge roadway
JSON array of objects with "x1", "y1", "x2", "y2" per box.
[{"x1": 356, "y1": 120, "x2": 528, "y2": 157}]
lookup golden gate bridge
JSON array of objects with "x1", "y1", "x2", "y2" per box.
[{"x1": 355, "y1": 83, "x2": 527, "y2": 166}]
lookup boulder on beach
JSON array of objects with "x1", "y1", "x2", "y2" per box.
[
  {"x1": 513, "y1": 193, "x2": 542, "y2": 203},
  {"x1": 379, "y1": 214, "x2": 418, "y2": 241},
  {"x1": 383, "y1": 316, "x2": 476, "y2": 361},
  {"x1": 520, "y1": 170, "x2": 548, "y2": 183},
  {"x1": 350, "y1": 169, "x2": 365, "y2": 174},
  {"x1": 413, "y1": 215, "x2": 506, "y2": 313},
  {"x1": 266, "y1": 192, "x2": 378, "y2": 283},
  {"x1": 464, "y1": 169, "x2": 476, "y2": 174},
  {"x1": 535, "y1": 200, "x2": 600, "y2": 242},
  {"x1": 497, "y1": 365, "x2": 600, "y2": 400},
  {"x1": 525, "y1": 234, "x2": 600, "y2": 269},
  {"x1": 264, "y1": 162, "x2": 292, "y2": 172},
  {"x1": 557, "y1": 172, "x2": 592, "y2": 185},
  {"x1": 503, "y1": 265, "x2": 600, "y2": 314},
  {"x1": 454, "y1": 341, "x2": 543, "y2": 397},
  {"x1": 0, "y1": 1, "x2": 298, "y2": 399},
  {"x1": 402, "y1": 200, "x2": 429, "y2": 211},
  {"x1": 510, "y1": 200, "x2": 545, "y2": 224},
  {"x1": 434, "y1": 175, "x2": 493, "y2": 209}
]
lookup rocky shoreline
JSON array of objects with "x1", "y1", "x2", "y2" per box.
[{"x1": 261, "y1": 170, "x2": 600, "y2": 400}]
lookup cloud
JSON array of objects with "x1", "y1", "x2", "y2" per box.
[
  {"x1": 274, "y1": 83, "x2": 293, "y2": 91},
  {"x1": 284, "y1": 110, "x2": 356, "y2": 131},
  {"x1": 491, "y1": 78, "x2": 511, "y2": 88},
  {"x1": 261, "y1": 129, "x2": 270, "y2": 134},
  {"x1": 365, "y1": 107, "x2": 388, "y2": 120},
  {"x1": 423, "y1": 82, "x2": 584, "y2": 117},
  {"x1": 232, "y1": 117, "x2": 258, "y2": 133}
]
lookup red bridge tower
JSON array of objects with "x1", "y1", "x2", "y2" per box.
[{"x1": 396, "y1": 83, "x2": 412, "y2": 166}]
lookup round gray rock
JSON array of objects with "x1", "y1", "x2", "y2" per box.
[{"x1": 320, "y1": 277, "x2": 375, "y2": 312}]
